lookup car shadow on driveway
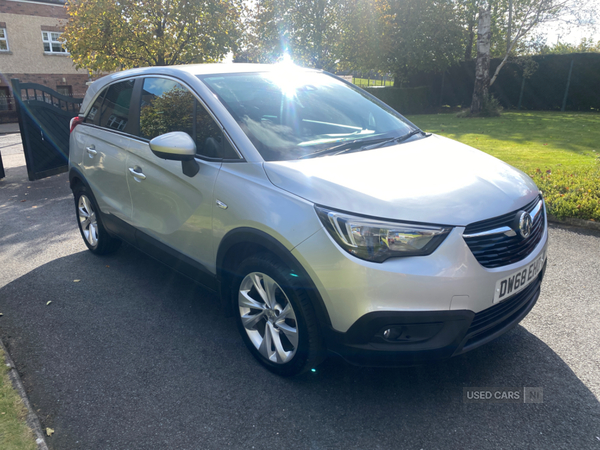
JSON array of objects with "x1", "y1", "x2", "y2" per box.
[{"x1": 0, "y1": 244, "x2": 598, "y2": 450}]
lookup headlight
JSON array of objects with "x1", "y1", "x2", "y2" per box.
[{"x1": 315, "y1": 206, "x2": 452, "y2": 263}]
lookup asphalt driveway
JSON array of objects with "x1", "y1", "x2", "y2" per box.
[{"x1": 1, "y1": 135, "x2": 599, "y2": 449}]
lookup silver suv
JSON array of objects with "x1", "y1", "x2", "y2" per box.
[{"x1": 69, "y1": 64, "x2": 548, "y2": 376}]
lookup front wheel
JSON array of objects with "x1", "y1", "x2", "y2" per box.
[
  {"x1": 234, "y1": 254, "x2": 325, "y2": 376},
  {"x1": 73, "y1": 184, "x2": 120, "y2": 255}
]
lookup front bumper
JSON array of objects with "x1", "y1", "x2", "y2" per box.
[{"x1": 326, "y1": 261, "x2": 546, "y2": 366}]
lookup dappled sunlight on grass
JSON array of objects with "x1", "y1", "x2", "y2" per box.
[
  {"x1": 406, "y1": 111, "x2": 600, "y2": 172},
  {"x1": 404, "y1": 111, "x2": 600, "y2": 221}
]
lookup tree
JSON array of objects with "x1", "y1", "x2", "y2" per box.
[
  {"x1": 338, "y1": 0, "x2": 465, "y2": 85},
  {"x1": 63, "y1": 0, "x2": 242, "y2": 71},
  {"x1": 237, "y1": 0, "x2": 340, "y2": 70},
  {"x1": 538, "y1": 37, "x2": 600, "y2": 54},
  {"x1": 469, "y1": 0, "x2": 597, "y2": 113},
  {"x1": 471, "y1": 4, "x2": 492, "y2": 114}
]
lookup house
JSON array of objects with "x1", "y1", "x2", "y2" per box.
[{"x1": 0, "y1": 0, "x2": 89, "y2": 122}]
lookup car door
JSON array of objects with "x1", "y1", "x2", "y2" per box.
[
  {"x1": 80, "y1": 79, "x2": 136, "y2": 222},
  {"x1": 125, "y1": 76, "x2": 240, "y2": 274}
]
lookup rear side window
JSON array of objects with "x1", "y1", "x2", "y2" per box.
[
  {"x1": 84, "y1": 88, "x2": 107, "y2": 125},
  {"x1": 98, "y1": 80, "x2": 135, "y2": 133},
  {"x1": 140, "y1": 77, "x2": 240, "y2": 160}
]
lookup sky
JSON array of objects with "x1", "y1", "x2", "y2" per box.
[
  {"x1": 539, "y1": 23, "x2": 600, "y2": 45},
  {"x1": 536, "y1": 2, "x2": 600, "y2": 46}
]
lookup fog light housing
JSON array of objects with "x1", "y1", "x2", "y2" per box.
[{"x1": 377, "y1": 323, "x2": 444, "y2": 344}]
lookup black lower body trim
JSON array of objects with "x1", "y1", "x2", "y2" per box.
[
  {"x1": 101, "y1": 212, "x2": 218, "y2": 292},
  {"x1": 325, "y1": 261, "x2": 546, "y2": 367}
]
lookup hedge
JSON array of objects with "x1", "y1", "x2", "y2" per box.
[
  {"x1": 407, "y1": 53, "x2": 600, "y2": 111},
  {"x1": 364, "y1": 86, "x2": 433, "y2": 115},
  {"x1": 529, "y1": 166, "x2": 600, "y2": 221}
]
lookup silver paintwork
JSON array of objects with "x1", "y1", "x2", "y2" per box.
[
  {"x1": 263, "y1": 135, "x2": 540, "y2": 226},
  {"x1": 239, "y1": 272, "x2": 298, "y2": 363},
  {"x1": 149, "y1": 131, "x2": 197, "y2": 157},
  {"x1": 69, "y1": 64, "x2": 548, "y2": 337},
  {"x1": 124, "y1": 137, "x2": 222, "y2": 272},
  {"x1": 77, "y1": 195, "x2": 98, "y2": 247}
]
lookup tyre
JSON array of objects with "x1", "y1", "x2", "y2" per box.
[
  {"x1": 234, "y1": 253, "x2": 325, "y2": 376},
  {"x1": 73, "y1": 184, "x2": 121, "y2": 255}
]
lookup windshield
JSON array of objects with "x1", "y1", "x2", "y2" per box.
[{"x1": 198, "y1": 70, "x2": 417, "y2": 161}]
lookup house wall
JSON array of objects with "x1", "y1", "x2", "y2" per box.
[{"x1": 0, "y1": 0, "x2": 89, "y2": 121}]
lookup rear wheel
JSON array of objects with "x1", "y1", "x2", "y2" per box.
[
  {"x1": 234, "y1": 254, "x2": 325, "y2": 376},
  {"x1": 73, "y1": 184, "x2": 120, "y2": 255}
]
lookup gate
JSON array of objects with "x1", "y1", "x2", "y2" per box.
[{"x1": 11, "y1": 79, "x2": 82, "y2": 181}]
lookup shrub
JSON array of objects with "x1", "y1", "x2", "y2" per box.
[
  {"x1": 456, "y1": 94, "x2": 503, "y2": 118},
  {"x1": 529, "y1": 166, "x2": 600, "y2": 221},
  {"x1": 479, "y1": 94, "x2": 503, "y2": 117}
]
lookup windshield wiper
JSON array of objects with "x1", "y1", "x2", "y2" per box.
[
  {"x1": 298, "y1": 136, "x2": 391, "y2": 159},
  {"x1": 364, "y1": 129, "x2": 428, "y2": 150},
  {"x1": 298, "y1": 129, "x2": 429, "y2": 159}
]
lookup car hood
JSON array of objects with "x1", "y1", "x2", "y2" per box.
[{"x1": 262, "y1": 134, "x2": 539, "y2": 226}]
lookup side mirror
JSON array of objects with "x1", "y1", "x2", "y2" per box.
[
  {"x1": 149, "y1": 131, "x2": 196, "y2": 161},
  {"x1": 149, "y1": 131, "x2": 199, "y2": 177}
]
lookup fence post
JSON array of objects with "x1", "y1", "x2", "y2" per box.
[
  {"x1": 439, "y1": 71, "x2": 446, "y2": 106},
  {"x1": 561, "y1": 59, "x2": 574, "y2": 112},
  {"x1": 517, "y1": 76, "x2": 525, "y2": 110}
]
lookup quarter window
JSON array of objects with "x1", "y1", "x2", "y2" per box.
[
  {"x1": 85, "y1": 88, "x2": 107, "y2": 126},
  {"x1": 0, "y1": 27, "x2": 8, "y2": 51},
  {"x1": 42, "y1": 31, "x2": 66, "y2": 53}
]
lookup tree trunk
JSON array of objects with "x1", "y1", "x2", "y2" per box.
[{"x1": 470, "y1": 6, "x2": 491, "y2": 115}]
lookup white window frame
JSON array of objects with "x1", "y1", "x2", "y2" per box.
[
  {"x1": 0, "y1": 27, "x2": 9, "y2": 52},
  {"x1": 42, "y1": 30, "x2": 67, "y2": 54}
]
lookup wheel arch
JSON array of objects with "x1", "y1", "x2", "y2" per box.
[
  {"x1": 69, "y1": 166, "x2": 88, "y2": 191},
  {"x1": 216, "y1": 227, "x2": 332, "y2": 329}
]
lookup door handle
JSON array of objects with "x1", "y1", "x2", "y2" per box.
[
  {"x1": 128, "y1": 167, "x2": 146, "y2": 181},
  {"x1": 86, "y1": 146, "x2": 97, "y2": 157}
]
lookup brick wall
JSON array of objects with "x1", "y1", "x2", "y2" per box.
[
  {"x1": 0, "y1": 0, "x2": 67, "y2": 19},
  {"x1": 1, "y1": 73, "x2": 89, "y2": 97}
]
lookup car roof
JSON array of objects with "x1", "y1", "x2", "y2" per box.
[{"x1": 80, "y1": 63, "x2": 320, "y2": 114}]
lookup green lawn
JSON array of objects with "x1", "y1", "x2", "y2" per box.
[
  {"x1": 353, "y1": 77, "x2": 394, "y2": 87},
  {"x1": 0, "y1": 348, "x2": 37, "y2": 450},
  {"x1": 404, "y1": 111, "x2": 600, "y2": 221}
]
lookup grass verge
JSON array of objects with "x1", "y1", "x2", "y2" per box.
[
  {"x1": 353, "y1": 77, "x2": 394, "y2": 87},
  {"x1": 0, "y1": 347, "x2": 37, "y2": 450},
  {"x1": 405, "y1": 111, "x2": 600, "y2": 221}
]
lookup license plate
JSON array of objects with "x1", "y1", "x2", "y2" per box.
[{"x1": 493, "y1": 250, "x2": 546, "y2": 304}]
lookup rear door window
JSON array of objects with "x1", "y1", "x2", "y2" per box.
[
  {"x1": 84, "y1": 88, "x2": 107, "y2": 126},
  {"x1": 98, "y1": 80, "x2": 135, "y2": 133}
]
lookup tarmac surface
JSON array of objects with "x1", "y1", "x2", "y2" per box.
[{"x1": 1, "y1": 134, "x2": 599, "y2": 449}]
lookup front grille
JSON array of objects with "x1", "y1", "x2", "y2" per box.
[
  {"x1": 463, "y1": 196, "x2": 545, "y2": 268},
  {"x1": 460, "y1": 275, "x2": 542, "y2": 352}
]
